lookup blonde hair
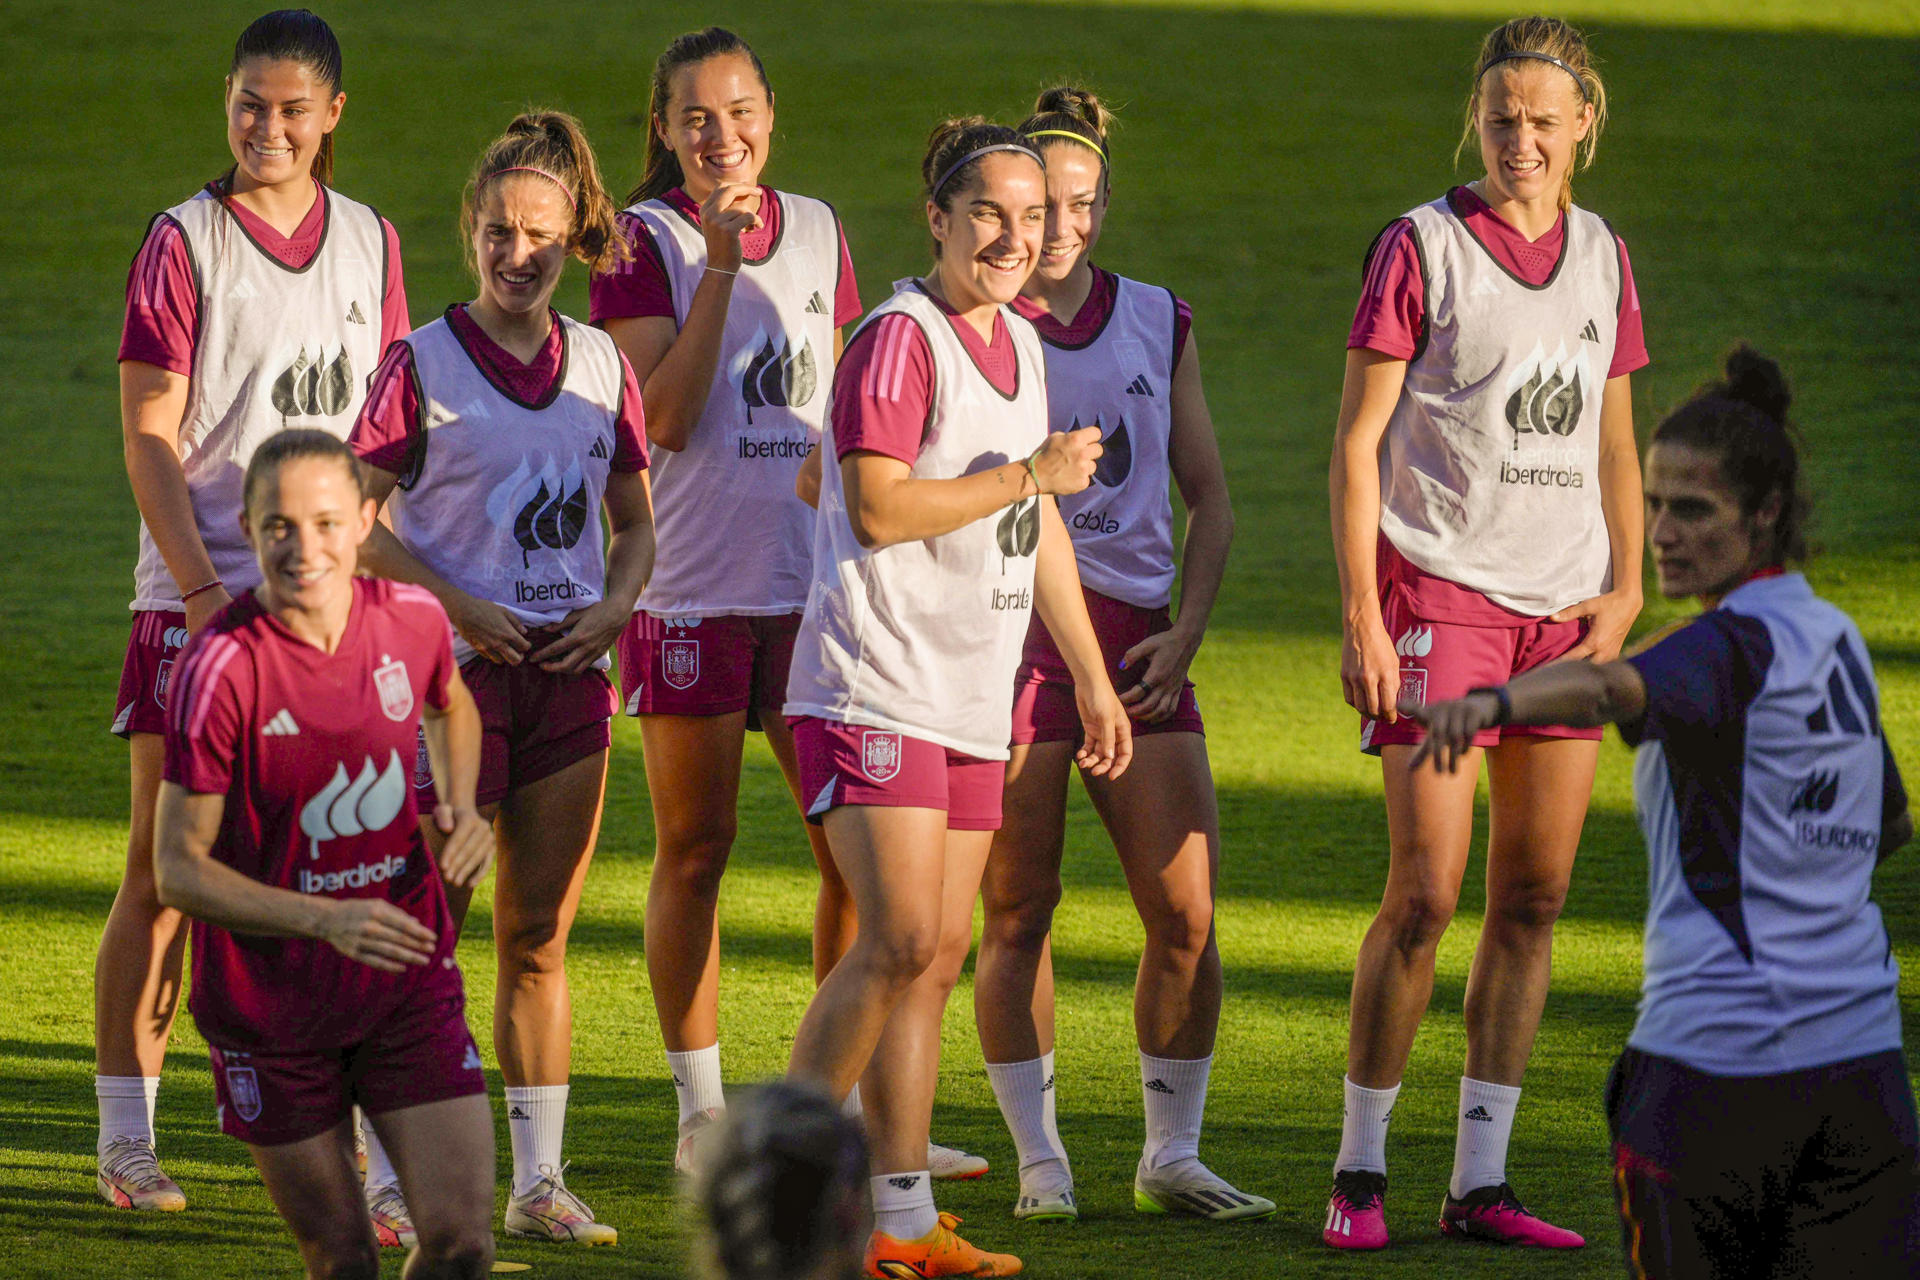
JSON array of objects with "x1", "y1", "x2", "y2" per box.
[
  {"x1": 1455, "y1": 16, "x2": 1608, "y2": 210},
  {"x1": 462, "y1": 110, "x2": 630, "y2": 277}
]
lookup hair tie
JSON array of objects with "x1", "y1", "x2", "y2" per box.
[
  {"x1": 484, "y1": 165, "x2": 577, "y2": 209},
  {"x1": 1025, "y1": 128, "x2": 1107, "y2": 163},
  {"x1": 931, "y1": 143, "x2": 1045, "y2": 202},
  {"x1": 1480, "y1": 50, "x2": 1588, "y2": 102}
]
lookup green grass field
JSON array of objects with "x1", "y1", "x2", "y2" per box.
[{"x1": 3, "y1": 0, "x2": 1916, "y2": 1275}]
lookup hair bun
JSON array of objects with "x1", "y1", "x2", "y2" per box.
[
  {"x1": 1721, "y1": 343, "x2": 1791, "y2": 424},
  {"x1": 1031, "y1": 85, "x2": 1115, "y2": 142}
]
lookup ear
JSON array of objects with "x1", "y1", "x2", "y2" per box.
[
  {"x1": 1573, "y1": 99, "x2": 1596, "y2": 142},
  {"x1": 353, "y1": 496, "x2": 377, "y2": 545},
  {"x1": 926, "y1": 200, "x2": 948, "y2": 246},
  {"x1": 323, "y1": 89, "x2": 346, "y2": 133},
  {"x1": 1751, "y1": 489, "x2": 1785, "y2": 538}
]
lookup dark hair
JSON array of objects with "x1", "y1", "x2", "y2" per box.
[
  {"x1": 464, "y1": 111, "x2": 629, "y2": 277},
  {"x1": 243, "y1": 428, "x2": 365, "y2": 519},
  {"x1": 1456, "y1": 17, "x2": 1608, "y2": 211},
  {"x1": 1652, "y1": 344, "x2": 1809, "y2": 566},
  {"x1": 630, "y1": 28, "x2": 772, "y2": 206},
  {"x1": 229, "y1": 10, "x2": 344, "y2": 188},
  {"x1": 1018, "y1": 84, "x2": 1114, "y2": 183},
  {"x1": 921, "y1": 117, "x2": 1042, "y2": 259},
  {"x1": 695, "y1": 1083, "x2": 868, "y2": 1280}
]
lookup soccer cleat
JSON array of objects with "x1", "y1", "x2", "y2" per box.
[
  {"x1": 1439, "y1": 1182, "x2": 1585, "y2": 1248},
  {"x1": 1322, "y1": 1169, "x2": 1388, "y2": 1250},
  {"x1": 1133, "y1": 1156, "x2": 1275, "y2": 1222},
  {"x1": 505, "y1": 1164, "x2": 618, "y2": 1246},
  {"x1": 865, "y1": 1211, "x2": 1022, "y2": 1277},
  {"x1": 96, "y1": 1136, "x2": 186, "y2": 1212},
  {"x1": 1012, "y1": 1158, "x2": 1076, "y2": 1222},
  {"x1": 365, "y1": 1182, "x2": 417, "y2": 1249},
  {"x1": 928, "y1": 1141, "x2": 989, "y2": 1181},
  {"x1": 674, "y1": 1107, "x2": 723, "y2": 1176}
]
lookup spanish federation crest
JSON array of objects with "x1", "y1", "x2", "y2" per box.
[
  {"x1": 225, "y1": 1063, "x2": 263, "y2": 1121},
  {"x1": 153, "y1": 659, "x2": 174, "y2": 709},
  {"x1": 662, "y1": 640, "x2": 700, "y2": 690},
  {"x1": 861, "y1": 730, "x2": 903, "y2": 783},
  {"x1": 374, "y1": 654, "x2": 413, "y2": 722}
]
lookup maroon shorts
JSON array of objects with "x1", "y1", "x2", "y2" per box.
[
  {"x1": 1362, "y1": 578, "x2": 1604, "y2": 755},
  {"x1": 414, "y1": 640, "x2": 613, "y2": 808},
  {"x1": 207, "y1": 975, "x2": 486, "y2": 1147},
  {"x1": 789, "y1": 715, "x2": 1004, "y2": 831},
  {"x1": 112, "y1": 610, "x2": 189, "y2": 738},
  {"x1": 1011, "y1": 588, "x2": 1204, "y2": 746},
  {"x1": 616, "y1": 611, "x2": 801, "y2": 729}
]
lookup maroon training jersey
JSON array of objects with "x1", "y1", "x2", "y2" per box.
[{"x1": 165, "y1": 577, "x2": 460, "y2": 1052}]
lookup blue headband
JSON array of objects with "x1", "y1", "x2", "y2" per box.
[
  {"x1": 1482, "y1": 51, "x2": 1588, "y2": 103},
  {"x1": 931, "y1": 143, "x2": 1045, "y2": 202}
]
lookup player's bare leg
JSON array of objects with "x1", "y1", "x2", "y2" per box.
[
  {"x1": 371, "y1": 1094, "x2": 496, "y2": 1278},
  {"x1": 249, "y1": 1118, "x2": 382, "y2": 1280},
  {"x1": 761, "y1": 713, "x2": 858, "y2": 985},
  {"x1": 976, "y1": 742, "x2": 1072, "y2": 1066},
  {"x1": 93, "y1": 732, "x2": 188, "y2": 1209}
]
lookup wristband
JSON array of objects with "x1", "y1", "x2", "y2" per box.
[
  {"x1": 1023, "y1": 445, "x2": 1044, "y2": 495},
  {"x1": 705, "y1": 265, "x2": 739, "y2": 277},
  {"x1": 180, "y1": 579, "x2": 224, "y2": 603},
  {"x1": 1469, "y1": 684, "x2": 1512, "y2": 726}
]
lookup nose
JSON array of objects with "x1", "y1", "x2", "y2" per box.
[{"x1": 1044, "y1": 202, "x2": 1069, "y2": 244}]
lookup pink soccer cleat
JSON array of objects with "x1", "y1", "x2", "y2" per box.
[
  {"x1": 1439, "y1": 1182, "x2": 1585, "y2": 1247},
  {"x1": 1322, "y1": 1169, "x2": 1388, "y2": 1250}
]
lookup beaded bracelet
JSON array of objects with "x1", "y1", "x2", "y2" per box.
[{"x1": 180, "y1": 579, "x2": 224, "y2": 603}]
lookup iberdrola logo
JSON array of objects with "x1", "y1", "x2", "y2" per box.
[
  {"x1": 1503, "y1": 340, "x2": 1590, "y2": 448},
  {"x1": 271, "y1": 344, "x2": 354, "y2": 418},
  {"x1": 484, "y1": 454, "x2": 589, "y2": 568},
  {"x1": 735, "y1": 325, "x2": 817, "y2": 423}
]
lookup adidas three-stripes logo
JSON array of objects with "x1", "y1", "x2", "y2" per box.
[
  {"x1": 1806, "y1": 635, "x2": 1881, "y2": 736},
  {"x1": 1145, "y1": 1078, "x2": 1175, "y2": 1095},
  {"x1": 1125, "y1": 374, "x2": 1153, "y2": 397},
  {"x1": 589, "y1": 437, "x2": 610, "y2": 460},
  {"x1": 1579, "y1": 318, "x2": 1600, "y2": 342},
  {"x1": 1167, "y1": 1188, "x2": 1258, "y2": 1213},
  {"x1": 262, "y1": 709, "x2": 300, "y2": 736},
  {"x1": 346, "y1": 300, "x2": 367, "y2": 324},
  {"x1": 1464, "y1": 1105, "x2": 1493, "y2": 1123},
  {"x1": 1326, "y1": 1202, "x2": 1355, "y2": 1236},
  {"x1": 805, "y1": 291, "x2": 828, "y2": 315}
]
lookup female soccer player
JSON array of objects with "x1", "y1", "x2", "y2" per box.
[
  {"x1": 349, "y1": 111, "x2": 651, "y2": 1246},
  {"x1": 154, "y1": 430, "x2": 495, "y2": 1280},
  {"x1": 1324, "y1": 16, "x2": 1647, "y2": 1249},
  {"x1": 587, "y1": 27, "x2": 874, "y2": 1173},
  {"x1": 967, "y1": 86, "x2": 1268, "y2": 1225},
  {"x1": 783, "y1": 117, "x2": 1130, "y2": 1278},
  {"x1": 1408, "y1": 348, "x2": 1918, "y2": 1277},
  {"x1": 100, "y1": 8, "x2": 409, "y2": 1212}
]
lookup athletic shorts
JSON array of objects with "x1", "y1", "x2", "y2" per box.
[
  {"x1": 1011, "y1": 587, "x2": 1204, "y2": 746},
  {"x1": 413, "y1": 636, "x2": 613, "y2": 809},
  {"x1": 207, "y1": 974, "x2": 486, "y2": 1147},
  {"x1": 1605, "y1": 1045, "x2": 1920, "y2": 1279},
  {"x1": 112, "y1": 610, "x2": 189, "y2": 738},
  {"x1": 1361, "y1": 544, "x2": 1603, "y2": 753},
  {"x1": 789, "y1": 715, "x2": 1004, "y2": 831},
  {"x1": 616, "y1": 611, "x2": 801, "y2": 729}
]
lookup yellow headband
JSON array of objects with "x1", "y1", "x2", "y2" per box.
[{"x1": 1025, "y1": 129, "x2": 1107, "y2": 164}]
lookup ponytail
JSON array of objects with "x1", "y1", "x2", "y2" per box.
[
  {"x1": 1019, "y1": 84, "x2": 1115, "y2": 183},
  {"x1": 463, "y1": 110, "x2": 629, "y2": 276},
  {"x1": 630, "y1": 27, "x2": 772, "y2": 206},
  {"x1": 1456, "y1": 17, "x2": 1608, "y2": 211},
  {"x1": 229, "y1": 9, "x2": 343, "y2": 188}
]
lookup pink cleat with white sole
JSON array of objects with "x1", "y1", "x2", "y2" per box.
[
  {"x1": 1439, "y1": 1182, "x2": 1584, "y2": 1248},
  {"x1": 1322, "y1": 1169, "x2": 1388, "y2": 1250}
]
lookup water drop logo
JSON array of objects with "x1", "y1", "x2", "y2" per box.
[
  {"x1": 996, "y1": 495, "x2": 1040, "y2": 566},
  {"x1": 1394, "y1": 626, "x2": 1434, "y2": 659},
  {"x1": 298, "y1": 750, "x2": 408, "y2": 859},
  {"x1": 270, "y1": 344, "x2": 354, "y2": 418},
  {"x1": 1503, "y1": 341, "x2": 1587, "y2": 448},
  {"x1": 1080, "y1": 415, "x2": 1132, "y2": 488},
  {"x1": 486, "y1": 455, "x2": 589, "y2": 568},
  {"x1": 737, "y1": 327, "x2": 817, "y2": 422}
]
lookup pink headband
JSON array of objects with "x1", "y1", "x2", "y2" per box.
[{"x1": 483, "y1": 166, "x2": 577, "y2": 209}]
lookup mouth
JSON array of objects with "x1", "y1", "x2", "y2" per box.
[
  {"x1": 702, "y1": 148, "x2": 749, "y2": 172},
  {"x1": 250, "y1": 141, "x2": 294, "y2": 161},
  {"x1": 1040, "y1": 242, "x2": 1079, "y2": 266},
  {"x1": 281, "y1": 566, "x2": 326, "y2": 588},
  {"x1": 495, "y1": 267, "x2": 540, "y2": 291},
  {"x1": 1504, "y1": 158, "x2": 1545, "y2": 180},
  {"x1": 978, "y1": 250, "x2": 1027, "y2": 277}
]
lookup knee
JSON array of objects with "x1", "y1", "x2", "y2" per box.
[
  {"x1": 498, "y1": 918, "x2": 567, "y2": 978},
  {"x1": 860, "y1": 922, "x2": 940, "y2": 988},
  {"x1": 653, "y1": 822, "x2": 737, "y2": 902},
  {"x1": 416, "y1": 1225, "x2": 494, "y2": 1278},
  {"x1": 982, "y1": 883, "x2": 1060, "y2": 955},
  {"x1": 1377, "y1": 890, "x2": 1457, "y2": 956},
  {"x1": 309, "y1": 1242, "x2": 380, "y2": 1280},
  {"x1": 1139, "y1": 895, "x2": 1214, "y2": 964},
  {"x1": 1488, "y1": 882, "x2": 1567, "y2": 933}
]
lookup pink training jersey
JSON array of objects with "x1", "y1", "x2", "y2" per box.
[
  {"x1": 1349, "y1": 184, "x2": 1646, "y2": 378},
  {"x1": 165, "y1": 578, "x2": 460, "y2": 1053},
  {"x1": 829, "y1": 295, "x2": 1021, "y2": 458}
]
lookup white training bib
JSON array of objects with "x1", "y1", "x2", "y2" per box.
[
  {"x1": 1378, "y1": 193, "x2": 1623, "y2": 617},
  {"x1": 132, "y1": 187, "x2": 388, "y2": 610},
  {"x1": 383, "y1": 312, "x2": 627, "y2": 664},
  {"x1": 784, "y1": 281, "x2": 1050, "y2": 760},
  {"x1": 628, "y1": 190, "x2": 843, "y2": 618},
  {"x1": 1037, "y1": 274, "x2": 1180, "y2": 608}
]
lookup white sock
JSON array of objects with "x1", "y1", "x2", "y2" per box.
[
  {"x1": 1450, "y1": 1077, "x2": 1521, "y2": 1198},
  {"x1": 665, "y1": 1044, "x2": 725, "y2": 1128},
  {"x1": 505, "y1": 1084, "x2": 569, "y2": 1197},
  {"x1": 1335, "y1": 1076, "x2": 1400, "y2": 1176},
  {"x1": 96, "y1": 1075, "x2": 159, "y2": 1158},
  {"x1": 871, "y1": 1170, "x2": 937, "y2": 1240},
  {"x1": 361, "y1": 1114, "x2": 401, "y2": 1191},
  {"x1": 986, "y1": 1052, "x2": 1068, "y2": 1173},
  {"x1": 842, "y1": 1083, "x2": 863, "y2": 1118},
  {"x1": 1140, "y1": 1052, "x2": 1210, "y2": 1170}
]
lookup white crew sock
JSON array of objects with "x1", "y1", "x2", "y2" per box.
[
  {"x1": 1140, "y1": 1052, "x2": 1211, "y2": 1170},
  {"x1": 1450, "y1": 1077, "x2": 1521, "y2": 1198},
  {"x1": 986, "y1": 1052, "x2": 1068, "y2": 1174},
  {"x1": 96, "y1": 1075, "x2": 159, "y2": 1158},
  {"x1": 504, "y1": 1084, "x2": 569, "y2": 1197},
  {"x1": 842, "y1": 1083, "x2": 863, "y2": 1118},
  {"x1": 665, "y1": 1044, "x2": 725, "y2": 1128},
  {"x1": 871, "y1": 1170, "x2": 938, "y2": 1240},
  {"x1": 1334, "y1": 1076, "x2": 1400, "y2": 1175},
  {"x1": 361, "y1": 1113, "x2": 401, "y2": 1191}
]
